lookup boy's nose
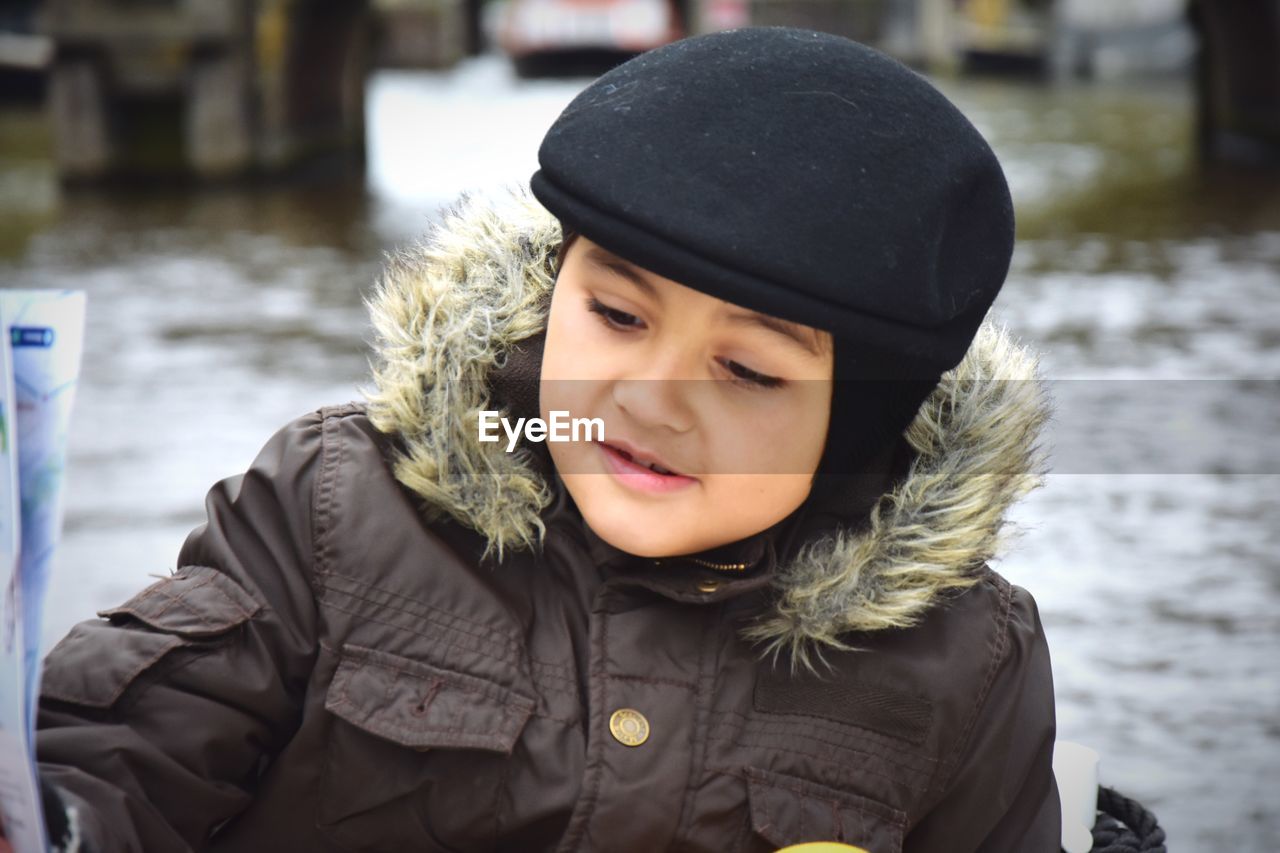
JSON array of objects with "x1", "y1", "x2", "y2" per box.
[{"x1": 610, "y1": 375, "x2": 696, "y2": 434}]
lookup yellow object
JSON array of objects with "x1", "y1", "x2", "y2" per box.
[
  {"x1": 608, "y1": 708, "x2": 650, "y2": 746},
  {"x1": 255, "y1": 2, "x2": 289, "y2": 73},
  {"x1": 776, "y1": 845, "x2": 871, "y2": 853},
  {"x1": 967, "y1": 0, "x2": 1009, "y2": 28}
]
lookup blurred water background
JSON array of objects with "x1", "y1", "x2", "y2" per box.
[{"x1": 2, "y1": 18, "x2": 1279, "y2": 852}]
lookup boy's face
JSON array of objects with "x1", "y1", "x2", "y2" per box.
[{"x1": 540, "y1": 236, "x2": 834, "y2": 558}]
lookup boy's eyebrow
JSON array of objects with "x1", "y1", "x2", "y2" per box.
[
  {"x1": 724, "y1": 311, "x2": 827, "y2": 358},
  {"x1": 583, "y1": 245, "x2": 825, "y2": 358},
  {"x1": 583, "y1": 246, "x2": 661, "y2": 300}
]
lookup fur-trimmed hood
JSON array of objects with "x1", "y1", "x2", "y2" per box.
[{"x1": 362, "y1": 186, "x2": 1052, "y2": 666}]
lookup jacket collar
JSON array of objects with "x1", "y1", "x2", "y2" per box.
[
  {"x1": 548, "y1": 469, "x2": 779, "y2": 600},
  {"x1": 362, "y1": 186, "x2": 1052, "y2": 672},
  {"x1": 564, "y1": 458, "x2": 906, "y2": 616}
]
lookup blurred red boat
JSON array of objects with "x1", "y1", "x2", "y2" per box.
[{"x1": 495, "y1": 0, "x2": 689, "y2": 77}]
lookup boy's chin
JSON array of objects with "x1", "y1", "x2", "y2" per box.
[
  {"x1": 569, "y1": 488, "x2": 701, "y2": 558},
  {"x1": 566, "y1": 474, "x2": 786, "y2": 558},
  {"x1": 578, "y1": 504, "x2": 686, "y2": 559}
]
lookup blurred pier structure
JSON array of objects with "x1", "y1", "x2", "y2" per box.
[
  {"x1": 372, "y1": 0, "x2": 473, "y2": 69},
  {"x1": 0, "y1": 1, "x2": 51, "y2": 100},
  {"x1": 743, "y1": 0, "x2": 888, "y2": 44},
  {"x1": 840, "y1": 0, "x2": 1280, "y2": 167},
  {"x1": 1188, "y1": 0, "x2": 1280, "y2": 167},
  {"x1": 872, "y1": 0, "x2": 1196, "y2": 78},
  {"x1": 37, "y1": 0, "x2": 371, "y2": 182},
  {"x1": 6, "y1": 0, "x2": 1279, "y2": 178}
]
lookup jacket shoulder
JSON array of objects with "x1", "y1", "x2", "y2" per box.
[
  {"x1": 313, "y1": 401, "x2": 413, "y2": 466},
  {"x1": 928, "y1": 570, "x2": 1051, "y2": 774},
  {"x1": 312, "y1": 401, "x2": 381, "y2": 441},
  {"x1": 821, "y1": 567, "x2": 1051, "y2": 786},
  {"x1": 899, "y1": 570, "x2": 1060, "y2": 849},
  {"x1": 307, "y1": 402, "x2": 406, "y2": 481},
  {"x1": 317, "y1": 401, "x2": 371, "y2": 422}
]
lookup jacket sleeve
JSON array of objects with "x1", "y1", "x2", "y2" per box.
[
  {"x1": 905, "y1": 583, "x2": 1063, "y2": 853},
  {"x1": 34, "y1": 410, "x2": 327, "y2": 852}
]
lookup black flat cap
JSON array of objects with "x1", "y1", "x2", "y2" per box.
[{"x1": 530, "y1": 26, "x2": 1015, "y2": 380}]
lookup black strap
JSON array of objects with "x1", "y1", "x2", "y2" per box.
[{"x1": 1089, "y1": 785, "x2": 1167, "y2": 852}]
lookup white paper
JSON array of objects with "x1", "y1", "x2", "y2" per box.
[{"x1": 0, "y1": 291, "x2": 87, "y2": 853}]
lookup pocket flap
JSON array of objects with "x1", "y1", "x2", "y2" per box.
[
  {"x1": 96, "y1": 565, "x2": 261, "y2": 638},
  {"x1": 745, "y1": 766, "x2": 906, "y2": 853},
  {"x1": 41, "y1": 621, "x2": 188, "y2": 709},
  {"x1": 325, "y1": 644, "x2": 536, "y2": 753}
]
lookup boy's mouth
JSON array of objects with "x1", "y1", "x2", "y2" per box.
[{"x1": 598, "y1": 439, "x2": 688, "y2": 478}]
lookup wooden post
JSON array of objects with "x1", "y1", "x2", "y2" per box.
[
  {"x1": 187, "y1": 52, "x2": 254, "y2": 178},
  {"x1": 918, "y1": 0, "x2": 959, "y2": 74},
  {"x1": 48, "y1": 56, "x2": 112, "y2": 180},
  {"x1": 1188, "y1": 0, "x2": 1280, "y2": 166}
]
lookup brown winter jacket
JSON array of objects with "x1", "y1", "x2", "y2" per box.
[{"x1": 35, "y1": 188, "x2": 1061, "y2": 853}]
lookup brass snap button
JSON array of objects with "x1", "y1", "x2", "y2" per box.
[
  {"x1": 696, "y1": 579, "x2": 720, "y2": 593},
  {"x1": 608, "y1": 708, "x2": 650, "y2": 746}
]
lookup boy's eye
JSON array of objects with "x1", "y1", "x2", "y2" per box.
[
  {"x1": 586, "y1": 297, "x2": 643, "y2": 330},
  {"x1": 586, "y1": 296, "x2": 782, "y2": 389},
  {"x1": 719, "y1": 358, "x2": 784, "y2": 389}
]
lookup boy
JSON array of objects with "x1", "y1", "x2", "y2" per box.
[{"x1": 33, "y1": 26, "x2": 1059, "y2": 852}]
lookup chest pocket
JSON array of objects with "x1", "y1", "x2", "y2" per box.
[
  {"x1": 741, "y1": 766, "x2": 906, "y2": 853},
  {"x1": 318, "y1": 643, "x2": 536, "y2": 851}
]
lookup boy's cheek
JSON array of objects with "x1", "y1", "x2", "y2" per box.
[
  {"x1": 545, "y1": 431, "x2": 600, "y2": 477},
  {"x1": 703, "y1": 474, "x2": 813, "y2": 526},
  {"x1": 539, "y1": 382, "x2": 610, "y2": 459}
]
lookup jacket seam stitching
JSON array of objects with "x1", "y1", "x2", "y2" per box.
[
  {"x1": 313, "y1": 577, "x2": 581, "y2": 693},
  {"x1": 311, "y1": 409, "x2": 344, "y2": 846},
  {"x1": 317, "y1": 658, "x2": 344, "y2": 842},
  {"x1": 674, "y1": 605, "x2": 721, "y2": 844},
  {"x1": 329, "y1": 643, "x2": 537, "y2": 710},
  {"x1": 708, "y1": 736, "x2": 930, "y2": 793},
  {"x1": 708, "y1": 728, "x2": 933, "y2": 786},
  {"x1": 710, "y1": 710, "x2": 938, "y2": 772},
  {"x1": 313, "y1": 409, "x2": 345, "y2": 586},
  {"x1": 315, "y1": 598, "x2": 580, "y2": 703},
  {"x1": 711, "y1": 709, "x2": 939, "y2": 769},
  {"x1": 933, "y1": 572, "x2": 1012, "y2": 794},
  {"x1": 319, "y1": 564, "x2": 539, "y2": 656},
  {"x1": 719, "y1": 764, "x2": 909, "y2": 816},
  {"x1": 606, "y1": 673, "x2": 696, "y2": 691},
  {"x1": 555, "y1": 601, "x2": 611, "y2": 850},
  {"x1": 319, "y1": 575, "x2": 525, "y2": 656},
  {"x1": 492, "y1": 732, "x2": 511, "y2": 845},
  {"x1": 104, "y1": 572, "x2": 260, "y2": 632},
  {"x1": 321, "y1": 571, "x2": 579, "y2": 680}
]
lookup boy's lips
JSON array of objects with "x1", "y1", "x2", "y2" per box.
[
  {"x1": 598, "y1": 438, "x2": 688, "y2": 477},
  {"x1": 596, "y1": 440, "x2": 699, "y2": 493}
]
